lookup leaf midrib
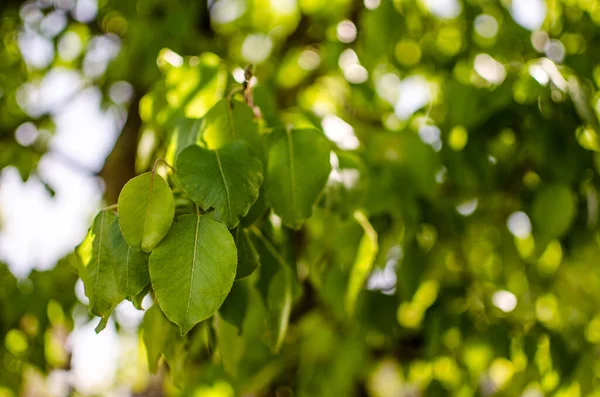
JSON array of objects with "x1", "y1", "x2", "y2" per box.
[
  {"x1": 125, "y1": 246, "x2": 131, "y2": 296},
  {"x1": 93, "y1": 211, "x2": 106, "y2": 305},
  {"x1": 141, "y1": 173, "x2": 156, "y2": 248},
  {"x1": 285, "y1": 129, "x2": 296, "y2": 220},
  {"x1": 183, "y1": 215, "x2": 200, "y2": 329},
  {"x1": 215, "y1": 149, "x2": 233, "y2": 222}
]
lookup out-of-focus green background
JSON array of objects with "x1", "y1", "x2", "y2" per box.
[{"x1": 2, "y1": 0, "x2": 600, "y2": 395}]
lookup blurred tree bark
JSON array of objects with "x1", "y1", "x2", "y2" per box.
[{"x1": 99, "y1": 92, "x2": 142, "y2": 204}]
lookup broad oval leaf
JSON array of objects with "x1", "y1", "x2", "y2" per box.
[
  {"x1": 107, "y1": 218, "x2": 150, "y2": 302},
  {"x1": 200, "y1": 98, "x2": 264, "y2": 158},
  {"x1": 265, "y1": 128, "x2": 332, "y2": 229},
  {"x1": 176, "y1": 141, "x2": 263, "y2": 228},
  {"x1": 149, "y1": 214, "x2": 237, "y2": 335},
  {"x1": 345, "y1": 211, "x2": 378, "y2": 315},
  {"x1": 76, "y1": 210, "x2": 123, "y2": 332},
  {"x1": 118, "y1": 172, "x2": 175, "y2": 252}
]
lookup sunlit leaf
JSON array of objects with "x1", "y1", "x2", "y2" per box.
[
  {"x1": 200, "y1": 98, "x2": 264, "y2": 158},
  {"x1": 118, "y1": 172, "x2": 175, "y2": 252},
  {"x1": 345, "y1": 211, "x2": 378, "y2": 315}
]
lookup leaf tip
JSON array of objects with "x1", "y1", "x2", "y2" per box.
[{"x1": 95, "y1": 316, "x2": 109, "y2": 333}]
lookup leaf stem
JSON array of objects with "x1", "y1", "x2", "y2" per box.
[
  {"x1": 104, "y1": 204, "x2": 118, "y2": 212},
  {"x1": 249, "y1": 225, "x2": 288, "y2": 268},
  {"x1": 152, "y1": 158, "x2": 176, "y2": 174}
]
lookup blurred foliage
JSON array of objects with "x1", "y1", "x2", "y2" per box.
[{"x1": 2, "y1": 0, "x2": 600, "y2": 396}]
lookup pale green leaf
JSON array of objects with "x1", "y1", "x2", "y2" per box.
[
  {"x1": 118, "y1": 172, "x2": 175, "y2": 252},
  {"x1": 165, "y1": 118, "x2": 202, "y2": 166},
  {"x1": 176, "y1": 141, "x2": 263, "y2": 228},
  {"x1": 345, "y1": 211, "x2": 378, "y2": 316},
  {"x1": 165, "y1": 52, "x2": 227, "y2": 119},
  {"x1": 76, "y1": 210, "x2": 123, "y2": 332},
  {"x1": 107, "y1": 218, "x2": 150, "y2": 302},
  {"x1": 265, "y1": 128, "x2": 332, "y2": 229},
  {"x1": 149, "y1": 214, "x2": 237, "y2": 335},
  {"x1": 200, "y1": 98, "x2": 264, "y2": 158}
]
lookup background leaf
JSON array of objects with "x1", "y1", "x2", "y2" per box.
[
  {"x1": 233, "y1": 227, "x2": 260, "y2": 279},
  {"x1": 345, "y1": 211, "x2": 378, "y2": 315},
  {"x1": 265, "y1": 128, "x2": 332, "y2": 229}
]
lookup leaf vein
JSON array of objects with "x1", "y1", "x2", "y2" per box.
[
  {"x1": 215, "y1": 149, "x2": 233, "y2": 223},
  {"x1": 285, "y1": 129, "x2": 296, "y2": 221}
]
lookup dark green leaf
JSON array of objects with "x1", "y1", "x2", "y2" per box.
[
  {"x1": 233, "y1": 227, "x2": 260, "y2": 279},
  {"x1": 76, "y1": 210, "x2": 123, "y2": 332},
  {"x1": 107, "y1": 218, "x2": 150, "y2": 302},
  {"x1": 176, "y1": 141, "x2": 264, "y2": 228}
]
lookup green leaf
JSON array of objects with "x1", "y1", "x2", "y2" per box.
[
  {"x1": 265, "y1": 128, "x2": 332, "y2": 229},
  {"x1": 532, "y1": 183, "x2": 577, "y2": 239},
  {"x1": 149, "y1": 214, "x2": 237, "y2": 335},
  {"x1": 107, "y1": 218, "x2": 150, "y2": 302},
  {"x1": 165, "y1": 118, "x2": 203, "y2": 166},
  {"x1": 176, "y1": 141, "x2": 264, "y2": 228},
  {"x1": 200, "y1": 98, "x2": 264, "y2": 158},
  {"x1": 252, "y1": 227, "x2": 293, "y2": 352},
  {"x1": 241, "y1": 186, "x2": 268, "y2": 226},
  {"x1": 142, "y1": 304, "x2": 179, "y2": 373},
  {"x1": 118, "y1": 172, "x2": 175, "y2": 252},
  {"x1": 345, "y1": 211, "x2": 378, "y2": 315},
  {"x1": 233, "y1": 227, "x2": 260, "y2": 279},
  {"x1": 76, "y1": 210, "x2": 123, "y2": 332},
  {"x1": 133, "y1": 283, "x2": 151, "y2": 310},
  {"x1": 218, "y1": 279, "x2": 250, "y2": 333}
]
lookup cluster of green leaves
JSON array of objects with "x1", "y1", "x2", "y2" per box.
[
  {"x1": 75, "y1": 62, "x2": 344, "y2": 368},
  {"x1": 6, "y1": 0, "x2": 600, "y2": 395}
]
